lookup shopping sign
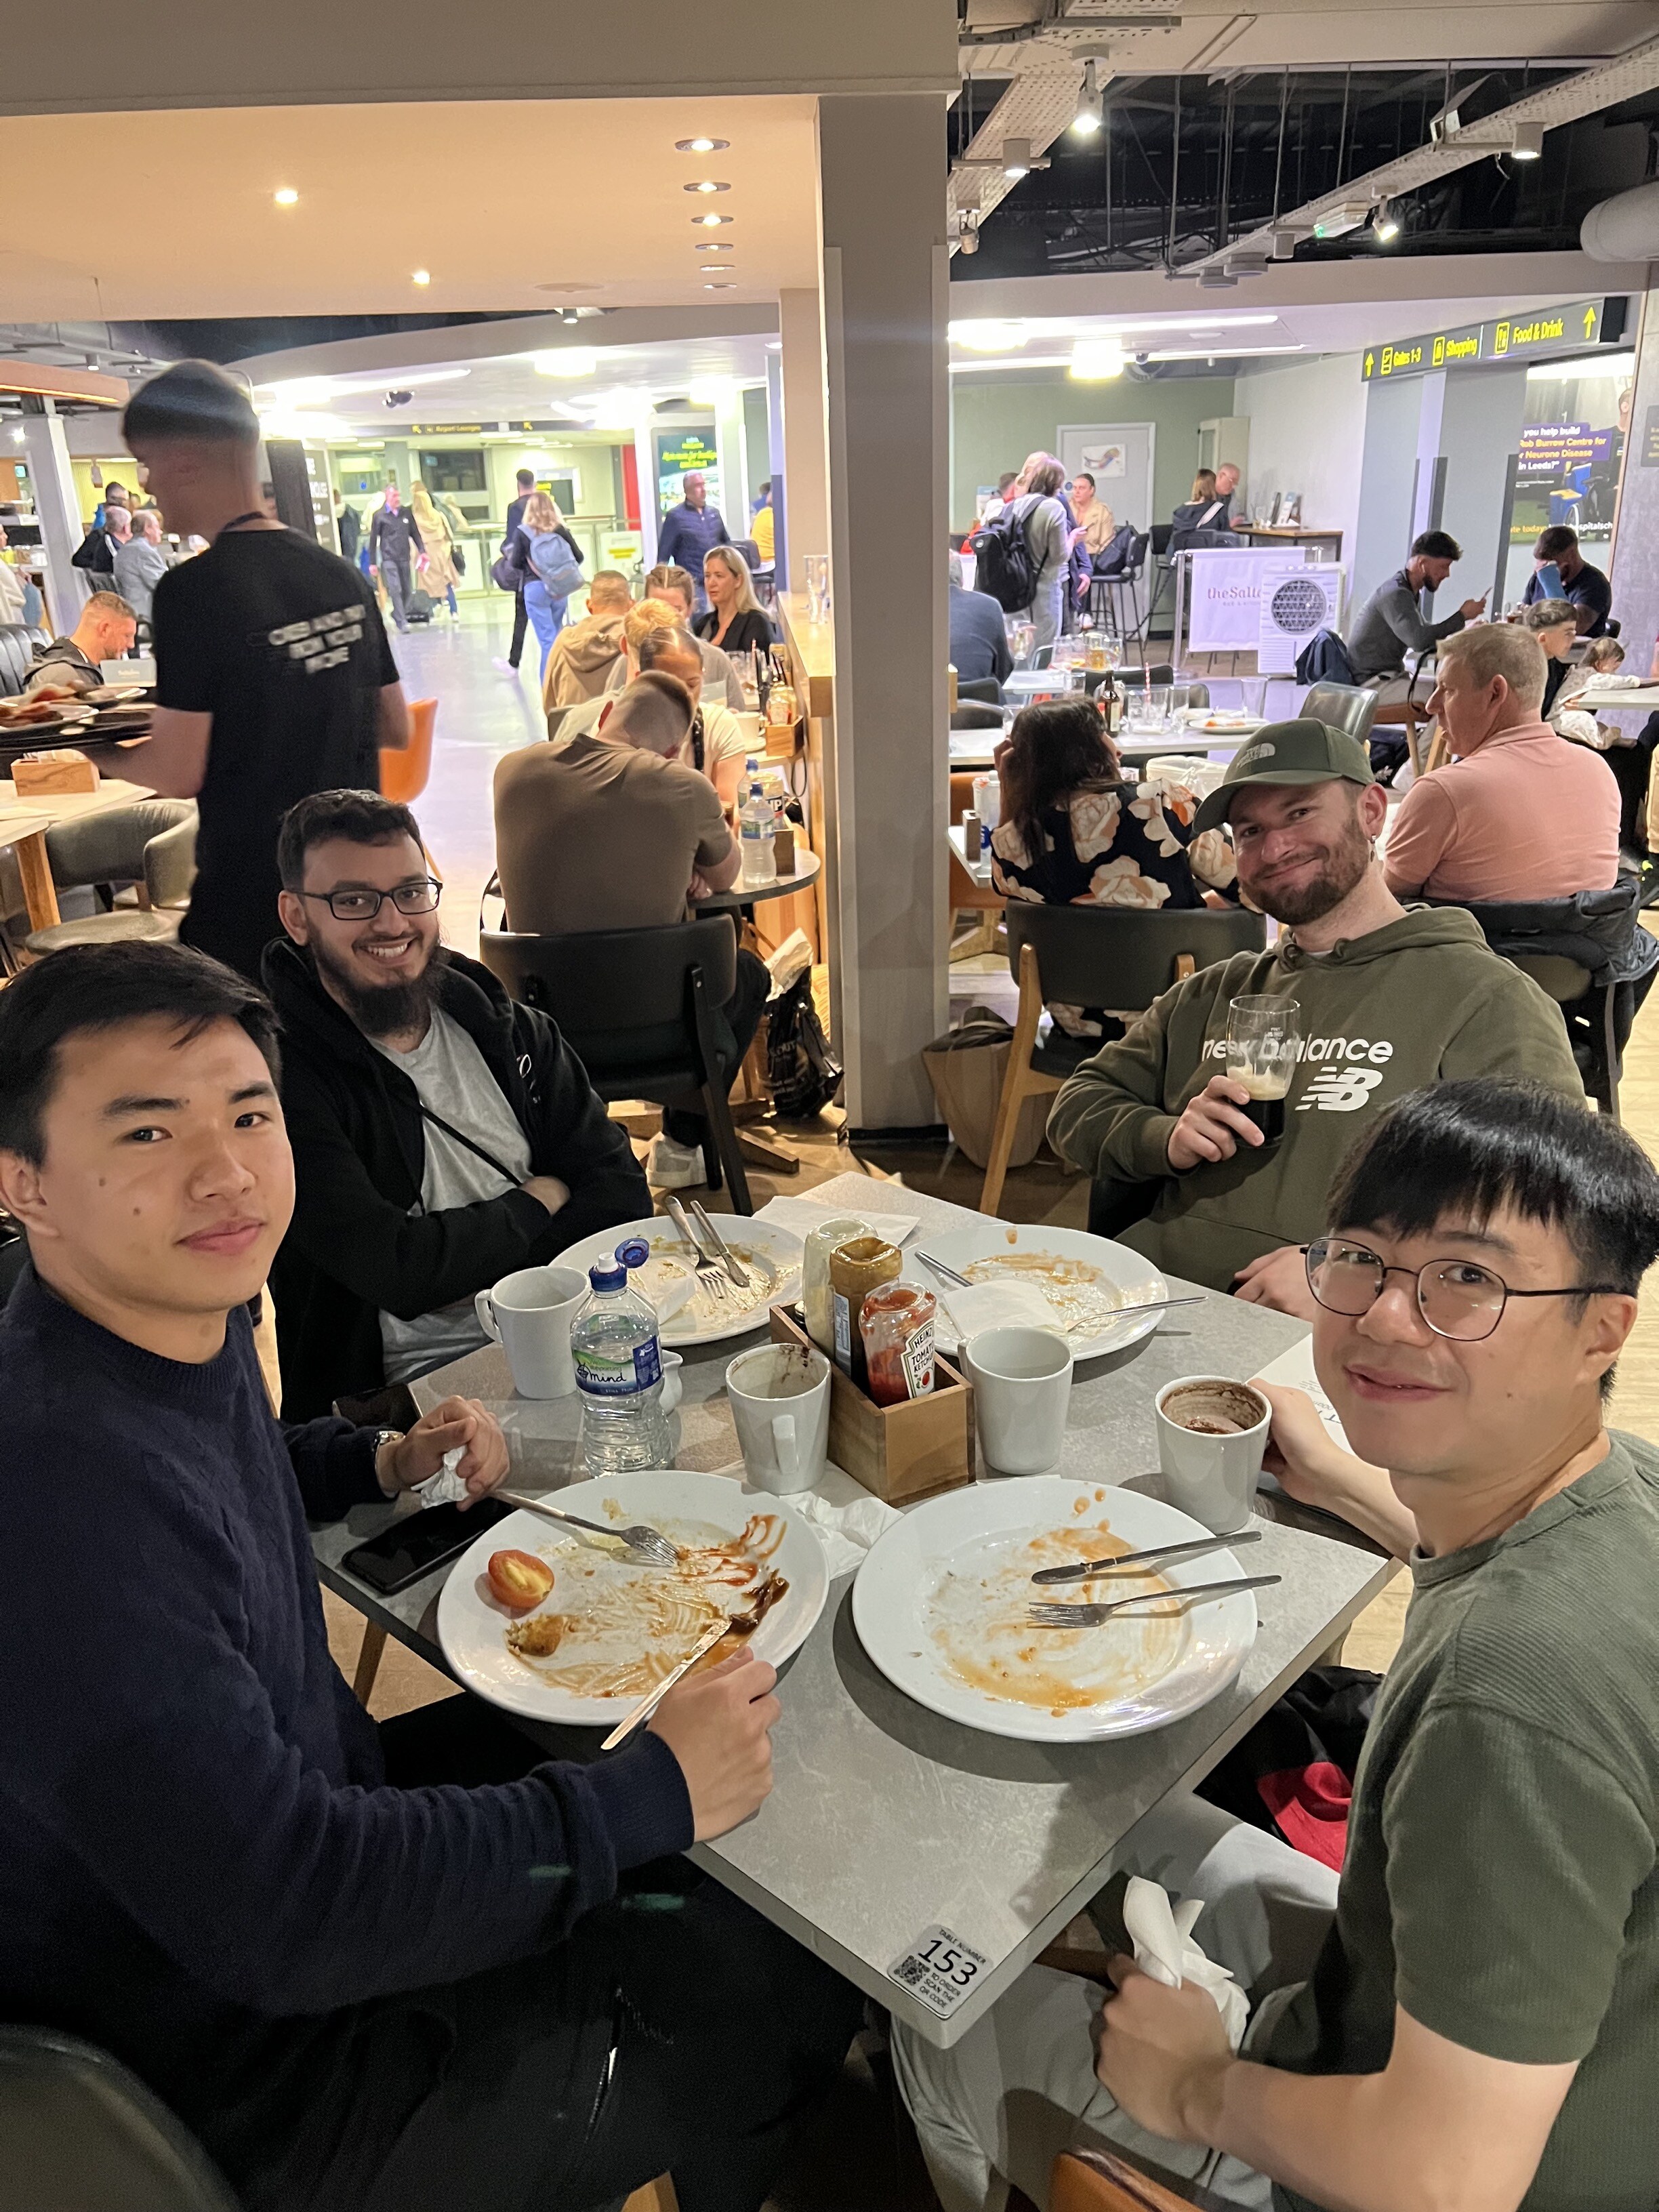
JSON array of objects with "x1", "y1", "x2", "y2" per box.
[
  {"x1": 1257, "y1": 561, "x2": 1344, "y2": 675},
  {"x1": 1361, "y1": 325, "x2": 1481, "y2": 381},
  {"x1": 1188, "y1": 547, "x2": 1305, "y2": 654},
  {"x1": 1360, "y1": 299, "x2": 1627, "y2": 381}
]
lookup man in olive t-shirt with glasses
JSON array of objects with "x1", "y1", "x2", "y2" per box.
[{"x1": 897, "y1": 1077, "x2": 1659, "y2": 2212}]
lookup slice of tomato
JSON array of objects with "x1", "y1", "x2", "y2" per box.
[{"x1": 487, "y1": 1549, "x2": 555, "y2": 1610}]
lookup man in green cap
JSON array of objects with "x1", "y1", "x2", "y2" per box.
[{"x1": 1047, "y1": 718, "x2": 1584, "y2": 1311}]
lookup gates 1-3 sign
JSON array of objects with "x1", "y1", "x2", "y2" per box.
[{"x1": 1361, "y1": 325, "x2": 1481, "y2": 381}]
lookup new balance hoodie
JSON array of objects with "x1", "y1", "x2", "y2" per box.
[{"x1": 1046, "y1": 905, "x2": 1584, "y2": 1291}]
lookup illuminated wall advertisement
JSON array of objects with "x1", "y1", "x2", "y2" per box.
[{"x1": 655, "y1": 430, "x2": 720, "y2": 516}]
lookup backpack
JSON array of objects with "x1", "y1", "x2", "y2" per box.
[
  {"x1": 970, "y1": 497, "x2": 1041, "y2": 613},
  {"x1": 525, "y1": 529, "x2": 583, "y2": 602},
  {"x1": 491, "y1": 531, "x2": 530, "y2": 593}
]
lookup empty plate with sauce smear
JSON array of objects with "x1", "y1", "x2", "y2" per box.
[{"x1": 852, "y1": 1479, "x2": 1258, "y2": 1742}]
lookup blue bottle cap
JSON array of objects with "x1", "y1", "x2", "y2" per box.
[
  {"x1": 589, "y1": 1260, "x2": 627, "y2": 1292},
  {"x1": 616, "y1": 1236, "x2": 651, "y2": 1271}
]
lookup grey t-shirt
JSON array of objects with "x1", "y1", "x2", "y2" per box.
[{"x1": 373, "y1": 1007, "x2": 533, "y2": 1382}]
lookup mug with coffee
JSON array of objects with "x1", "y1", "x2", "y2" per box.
[
  {"x1": 725, "y1": 1342, "x2": 832, "y2": 1496},
  {"x1": 1226, "y1": 994, "x2": 1302, "y2": 1145},
  {"x1": 1155, "y1": 1375, "x2": 1270, "y2": 1532},
  {"x1": 474, "y1": 1265, "x2": 586, "y2": 1399}
]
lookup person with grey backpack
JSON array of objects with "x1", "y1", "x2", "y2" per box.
[{"x1": 516, "y1": 489, "x2": 585, "y2": 676}]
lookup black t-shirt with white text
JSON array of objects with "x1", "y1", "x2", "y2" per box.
[{"x1": 155, "y1": 529, "x2": 398, "y2": 979}]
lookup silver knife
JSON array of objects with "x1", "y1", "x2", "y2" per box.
[
  {"x1": 1031, "y1": 1528, "x2": 1263, "y2": 1586},
  {"x1": 691, "y1": 1200, "x2": 752, "y2": 1288},
  {"x1": 663, "y1": 1192, "x2": 704, "y2": 1259}
]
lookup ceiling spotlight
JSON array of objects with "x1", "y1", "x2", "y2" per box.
[
  {"x1": 703, "y1": 282, "x2": 737, "y2": 291},
  {"x1": 695, "y1": 241, "x2": 733, "y2": 252},
  {"x1": 411, "y1": 268, "x2": 432, "y2": 286},
  {"x1": 693, "y1": 213, "x2": 732, "y2": 228},
  {"x1": 1511, "y1": 120, "x2": 1544, "y2": 161},
  {"x1": 684, "y1": 180, "x2": 731, "y2": 194},
  {"x1": 675, "y1": 136, "x2": 729, "y2": 153},
  {"x1": 1372, "y1": 201, "x2": 1401, "y2": 243},
  {"x1": 957, "y1": 211, "x2": 981, "y2": 255},
  {"x1": 1071, "y1": 62, "x2": 1104, "y2": 139},
  {"x1": 1197, "y1": 267, "x2": 1238, "y2": 288},
  {"x1": 384, "y1": 389, "x2": 414, "y2": 409},
  {"x1": 272, "y1": 186, "x2": 299, "y2": 207},
  {"x1": 1002, "y1": 138, "x2": 1033, "y2": 179},
  {"x1": 560, "y1": 307, "x2": 582, "y2": 325},
  {"x1": 1311, "y1": 203, "x2": 1373, "y2": 240}
]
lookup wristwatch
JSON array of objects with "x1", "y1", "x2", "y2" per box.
[{"x1": 372, "y1": 1428, "x2": 405, "y2": 1494}]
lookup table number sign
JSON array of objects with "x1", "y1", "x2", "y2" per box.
[{"x1": 888, "y1": 1925, "x2": 991, "y2": 2020}]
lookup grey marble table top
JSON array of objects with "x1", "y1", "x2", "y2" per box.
[{"x1": 314, "y1": 1170, "x2": 1396, "y2": 2046}]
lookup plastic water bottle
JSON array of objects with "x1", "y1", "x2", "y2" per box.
[
  {"x1": 739, "y1": 781, "x2": 778, "y2": 886},
  {"x1": 573, "y1": 1240, "x2": 671, "y2": 1474}
]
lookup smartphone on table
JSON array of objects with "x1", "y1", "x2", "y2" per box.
[{"x1": 343, "y1": 1496, "x2": 513, "y2": 1595}]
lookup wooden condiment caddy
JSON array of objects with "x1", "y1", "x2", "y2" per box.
[
  {"x1": 12, "y1": 749, "x2": 99, "y2": 796},
  {"x1": 769, "y1": 1303, "x2": 973, "y2": 1506}
]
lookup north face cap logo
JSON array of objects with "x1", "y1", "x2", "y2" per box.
[{"x1": 1234, "y1": 741, "x2": 1277, "y2": 769}]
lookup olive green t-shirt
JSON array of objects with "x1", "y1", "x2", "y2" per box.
[{"x1": 1265, "y1": 1435, "x2": 1659, "y2": 2212}]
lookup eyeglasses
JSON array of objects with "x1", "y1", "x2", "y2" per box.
[
  {"x1": 1304, "y1": 1237, "x2": 1620, "y2": 1344},
  {"x1": 298, "y1": 879, "x2": 442, "y2": 922}
]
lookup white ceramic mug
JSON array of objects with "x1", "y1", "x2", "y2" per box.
[
  {"x1": 963, "y1": 1325, "x2": 1073, "y2": 1476},
  {"x1": 474, "y1": 1265, "x2": 586, "y2": 1398},
  {"x1": 725, "y1": 1343, "x2": 831, "y2": 1496},
  {"x1": 1155, "y1": 1375, "x2": 1270, "y2": 1533}
]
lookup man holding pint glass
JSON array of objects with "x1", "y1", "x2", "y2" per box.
[{"x1": 1046, "y1": 720, "x2": 1584, "y2": 1315}]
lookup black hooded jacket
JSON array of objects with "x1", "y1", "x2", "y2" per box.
[{"x1": 262, "y1": 937, "x2": 649, "y2": 1418}]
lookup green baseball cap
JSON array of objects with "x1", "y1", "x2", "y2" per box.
[{"x1": 1191, "y1": 717, "x2": 1376, "y2": 834}]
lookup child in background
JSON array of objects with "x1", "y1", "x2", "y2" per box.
[{"x1": 1553, "y1": 632, "x2": 1636, "y2": 750}]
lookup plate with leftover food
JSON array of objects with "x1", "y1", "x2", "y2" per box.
[
  {"x1": 437, "y1": 1469, "x2": 829, "y2": 1724},
  {"x1": 0, "y1": 697, "x2": 95, "y2": 740},
  {"x1": 853, "y1": 1479, "x2": 1258, "y2": 1742},
  {"x1": 556, "y1": 1214, "x2": 804, "y2": 1346},
  {"x1": 899, "y1": 1223, "x2": 1170, "y2": 1363}
]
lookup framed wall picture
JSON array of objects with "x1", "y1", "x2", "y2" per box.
[{"x1": 1057, "y1": 423, "x2": 1157, "y2": 533}]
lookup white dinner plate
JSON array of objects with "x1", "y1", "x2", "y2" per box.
[
  {"x1": 901, "y1": 1223, "x2": 1170, "y2": 1364},
  {"x1": 556, "y1": 1213, "x2": 803, "y2": 1346},
  {"x1": 437, "y1": 1469, "x2": 829, "y2": 1725},
  {"x1": 853, "y1": 1479, "x2": 1257, "y2": 1742}
]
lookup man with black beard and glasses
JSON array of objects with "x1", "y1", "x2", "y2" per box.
[
  {"x1": 1047, "y1": 720, "x2": 1583, "y2": 1313},
  {"x1": 262, "y1": 788, "x2": 647, "y2": 1418}
]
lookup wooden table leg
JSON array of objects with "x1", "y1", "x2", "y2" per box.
[
  {"x1": 352, "y1": 1621, "x2": 388, "y2": 1705},
  {"x1": 13, "y1": 830, "x2": 60, "y2": 932}
]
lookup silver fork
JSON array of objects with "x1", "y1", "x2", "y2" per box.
[
  {"x1": 497, "y1": 1490, "x2": 678, "y2": 1568},
  {"x1": 664, "y1": 1193, "x2": 731, "y2": 1305},
  {"x1": 1029, "y1": 1574, "x2": 1281, "y2": 1626}
]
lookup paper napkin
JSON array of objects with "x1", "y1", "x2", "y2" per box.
[
  {"x1": 756, "y1": 1195, "x2": 922, "y2": 1248},
  {"x1": 792, "y1": 1485, "x2": 903, "y2": 1578},
  {"x1": 941, "y1": 1278, "x2": 1062, "y2": 1340},
  {"x1": 414, "y1": 1445, "x2": 468, "y2": 1509},
  {"x1": 1123, "y1": 1876, "x2": 1248, "y2": 2051}
]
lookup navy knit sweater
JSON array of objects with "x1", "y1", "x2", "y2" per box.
[{"x1": 0, "y1": 1267, "x2": 692, "y2": 2137}]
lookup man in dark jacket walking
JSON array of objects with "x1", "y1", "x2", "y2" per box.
[
  {"x1": 367, "y1": 483, "x2": 426, "y2": 632},
  {"x1": 263, "y1": 787, "x2": 649, "y2": 1417}
]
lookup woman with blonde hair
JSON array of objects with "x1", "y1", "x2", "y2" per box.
[
  {"x1": 516, "y1": 489, "x2": 585, "y2": 676},
  {"x1": 409, "y1": 481, "x2": 460, "y2": 617},
  {"x1": 695, "y1": 544, "x2": 775, "y2": 659},
  {"x1": 612, "y1": 564, "x2": 746, "y2": 707}
]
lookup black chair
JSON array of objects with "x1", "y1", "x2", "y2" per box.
[
  {"x1": 951, "y1": 701, "x2": 1004, "y2": 732},
  {"x1": 0, "y1": 2026, "x2": 241, "y2": 2212},
  {"x1": 979, "y1": 901, "x2": 1267, "y2": 1214},
  {"x1": 480, "y1": 917, "x2": 754, "y2": 1211},
  {"x1": 0, "y1": 624, "x2": 52, "y2": 698},
  {"x1": 1434, "y1": 882, "x2": 1659, "y2": 1120},
  {"x1": 956, "y1": 676, "x2": 1002, "y2": 705}
]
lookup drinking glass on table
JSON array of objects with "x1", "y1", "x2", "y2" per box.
[
  {"x1": 1226, "y1": 995, "x2": 1303, "y2": 1145},
  {"x1": 1141, "y1": 682, "x2": 1171, "y2": 731}
]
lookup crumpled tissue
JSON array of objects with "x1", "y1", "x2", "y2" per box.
[
  {"x1": 414, "y1": 1444, "x2": 468, "y2": 1509},
  {"x1": 789, "y1": 1486, "x2": 902, "y2": 1578},
  {"x1": 1123, "y1": 1875, "x2": 1249, "y2": 2051}
]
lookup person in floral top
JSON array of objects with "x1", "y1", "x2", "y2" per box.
[{"x1": 990, "y1": 699, "x2": 1237, "y2": 1038}]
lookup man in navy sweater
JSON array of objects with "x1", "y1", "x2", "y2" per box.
[{"x1": 0, "y1": 941, "x2": 857, "y2": 2212}]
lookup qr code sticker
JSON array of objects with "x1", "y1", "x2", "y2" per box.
[{"x1": 888, "y1": 1924, "x2": 991, "y2": 2020}]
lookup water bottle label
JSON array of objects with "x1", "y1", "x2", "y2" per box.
[
  {"x1": 832, "y1": 1290, "x2": 854, "y2": 1374},
  {"x1": 575, "y1": 1336, "x2": 662, "y2": 1397}
]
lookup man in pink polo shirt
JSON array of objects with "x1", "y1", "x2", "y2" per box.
[{"x1": 1383, "y1": 624, "x2": 1620, "y2": 903}]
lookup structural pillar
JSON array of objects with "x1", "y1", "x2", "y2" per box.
[
  {"x1": 20, "y1": 400, "x2": 88, "y2": 630},
  {"x1": 630, "y1": 411, "x2": 659, "y2": 570},
  {"x1": 816, "y1": 94, "x2": 950, "y2": 1132},
  {"x1": 778, "y1": 286, "x2": 830, "y2": 599},
  {"x1": 712, "y1": 383, "x2": 749, "y2": 543},
  {"x1": 765, "y1": 343, "x2": 787, "y2": 587}
]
